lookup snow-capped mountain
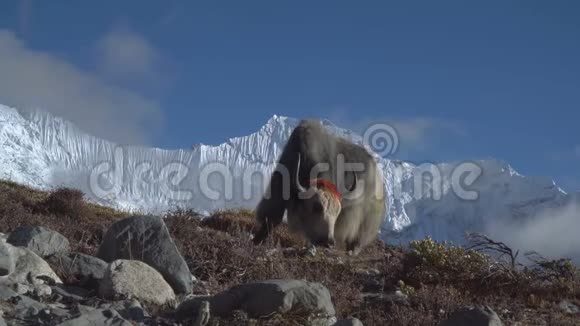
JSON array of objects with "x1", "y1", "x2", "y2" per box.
[{"x1": 0, "y1": 104, "x2": 577, "y2": 253}]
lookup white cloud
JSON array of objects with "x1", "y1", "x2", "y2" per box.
[
  {"x1": 485, "y1": 201, "x2": 580, "y2": 264},
  {"x1": 326, "y1": 108, "x2": 465, "y2": 156},
  {"x1": 388, "y1": 117, "x2": 465, "y2": 149},
  {"x1": 95, "y1": 25, "x2": 161, "y2": 82},
  {"x1": 0, "y1": 29, "x2": 164, "y2": 145}
]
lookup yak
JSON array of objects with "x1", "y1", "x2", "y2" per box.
[{"x1": 252, "y1": 119, "x2": 386, "y2": 255}]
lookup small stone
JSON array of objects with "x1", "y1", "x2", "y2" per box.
[
  {"x1": 174, "y1": 295, "x2": 213, "y2": 320},
  {"x1": 51, "y1": 285, "x2": 89, "y2": 302},
  {"x1": 14, "y1": 283, "x2": 31, "y2": 295},
  {"x1": 10, "y1": 295, "x2": 68, "y2": 322},
  {"x1": 34, "y1": 284, "x2": 52, "y2": 297},
  {"x1": 440, "y1": 306, "x2": 503, "y2": 326},
  {"x1": 56, "y1": 308, "x2": 132, "y2": 326},
  {"x1": 265, "y1": 249, "x2": 278, "y2": 257},
  {"x1": 68, "y1": 304, "x2": 97, "y2": 316},
  {"x1": 367, "y1": 268, "x2": 380, "y2": 275},
  {"x1": 334, "y1": 318, "x2": 364, "y2": 326},
  {"x1": 356, "y1": 268, "x2": 380, "y2": 276},
  {"x1": 362, "y1": 290, "x2": 408, "y2": 305},
  {"x1": 559, "y1": 300, "x2": 579, "y2": 315},
  {"x1": 390, "y1": 290, "x2": 408, "y2": 302},
  {"x1": 309, "y1": 316, "x2": 338, "y2": 326},
  {"x1": 0, "y1": 283, "x2": 18, "y2": 300},
  {"x1": 98, "y1": 299, "x2": 148, "y2": 322}
]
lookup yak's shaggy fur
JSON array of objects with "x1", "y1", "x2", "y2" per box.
[{"x1": 253, "y1": 119, "x2": 386, "y2": 255}]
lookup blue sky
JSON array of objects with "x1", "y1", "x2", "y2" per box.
[{"x1": 0, "y1": 1, "x2": 578, "y2": 191}]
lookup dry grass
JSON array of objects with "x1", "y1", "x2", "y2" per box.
[
  {"x1": 0, "y1": 180, "x2": 129, "y2": 254},
  {"x1": 35, "y1": 186, "x2": 87, "y2": 217},
  {"x1": 0, "y1": 179, "x2": 578, "y2": 325},
  {"x1": 199, "y1": 208, "x2": 306, "y2": 248}
]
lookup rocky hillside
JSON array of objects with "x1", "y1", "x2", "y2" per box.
[{"x1": 0, "y1": 180, "x2": 578, "y2": 325}]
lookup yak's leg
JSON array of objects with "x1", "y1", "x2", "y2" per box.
[
  {"x1": 252, "y1": 216, "x2": 283, "y2": 245},
  {"x1": 346, "y1": 239, "x2": 362, "y2": 256},
  {"x1": 252, "y1": 162, "x2": 288, "y2": 245}
]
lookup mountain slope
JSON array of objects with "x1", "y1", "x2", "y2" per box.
[{"x1": 0, "y1": 104, "x2": 576, "y2": 251}]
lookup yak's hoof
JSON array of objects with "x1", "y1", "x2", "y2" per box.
[
  {"x1": 306, "y1": 245, "x2": 317, "y2": 257},
  {"x1": 347, "y1": 248, "x2": 361, "y2": 256}
]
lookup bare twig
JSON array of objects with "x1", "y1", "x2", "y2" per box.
[{"x1": 466, "y1": 232, "x2": 520, "y2": 271}]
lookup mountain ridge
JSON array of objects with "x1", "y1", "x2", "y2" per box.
[{"x1": 0, "y1": 104, "x2": 576, "y2": 255}]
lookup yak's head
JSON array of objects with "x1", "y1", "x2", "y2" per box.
[{"x1": 292, "y1": 153, "x2": 357, "y2": 248}]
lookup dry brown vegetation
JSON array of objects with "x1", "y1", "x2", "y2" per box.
[
  {"x1": 0, "y1": 180, "x2": 129, "y2": 254},
  {"x1": 0, "y1": 180, "x2": 578, "y2": 325}
]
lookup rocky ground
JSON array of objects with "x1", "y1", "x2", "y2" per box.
[{"x1": 0, "y1": 180, "x2": 578, "y2": 325}]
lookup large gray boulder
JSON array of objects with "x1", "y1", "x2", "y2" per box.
[
  {"x1": 56, "y1": 309, "x2": 132, "y2": 326},
  {"x1": 96, "y1": 215, "x2": 193, "y2": 294},
  {"x1": 99, "y1": 260, "x2": 176, "y2": 306},
  {"x1": 7, "y1": 225, "x2": 70, "y2": 258},
  {"x1": 440, "y1": 306, "x2": 503, "y2": 326},
  {"x1": 176, "y1": 279, "x2": 335, "y2": 320},
  {"x1": 0, "y1": 241, "x2": 61, "y2": 286}
]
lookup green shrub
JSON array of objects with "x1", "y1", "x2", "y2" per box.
[{"x1": 405, "y1": 237, "x2": 491, "y2": 285}]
